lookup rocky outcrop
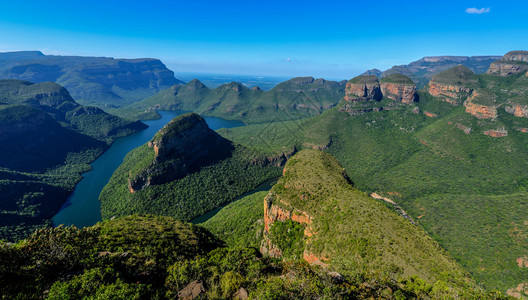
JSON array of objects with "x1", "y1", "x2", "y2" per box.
[
  {"x1": 463, "y1": 91, "x2": 498, "y2": 119},
  {"x1": 503, "y1": 51, "x2": 528, "y2": 63},
  {"x1": 487, "y1": 51, "x2": 528, "y2": 76},
  {"x1": 376, "y1": 55, "x2": 501, "y2": 88},
  {"x1": 128, "y1": 113, "x2": 233, "y2": 192},
  {"x1": 424, "y1": 111, "x2": 437, "y2": 118},
  {"x1": 505, "y1": 104, "x2": 528, "y2": 118},
  {"x1": 487, "y1": 62, "x2": 528, "y2": 76},
  {"x1": 344, "y1": 75, "x2": 382, "y2": 101},
  {"x1": 250, "y1": 147, "x2": 296, "y2": 167},
  {"x1": 426, "y1": 65, "x2": 477, "y2": 105},
  {"x1": 380, "y1": 82, "x2": 417, "y2": 103},
  {"x1": 484, "y1": 128, "x2": 508, "y2": 137},
  {"x1": 261, "y1": 192, "x2": 328, "y2": 265},
  {"x1": 340, "y1": 74, "x2": 417, "y2": 115},
  {"x1": 178, "y1": 280, "x2": 206, "y2": 300},
  {"x1": 427, "y1": 81, "x2": 473, "y2": 105}
]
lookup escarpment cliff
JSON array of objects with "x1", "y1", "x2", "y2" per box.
[
  {"x1": 426, "y1": 65, "x2": 477, "y2": 105},
  {"x1": 344, "y1": 75, "x2": 382, "y2": 101},
  {"x1": 340, "y1": 74, "x2": 418, "y2": 115},
  {"x1": 0, "y1": 51, "x2": 182, "y2": 107},
  {"x1": 487, "y1": 51, "x2": 528, "y2": 76},
  {"x1": 380, "y1": 74, "x2": 418, "y2": 103},
  {"x1": 128, "y1": 113, "x2": 233, "y2": 192},
  {"x1": 463, "y1": 89, "x2": 498, "y2": 119}
]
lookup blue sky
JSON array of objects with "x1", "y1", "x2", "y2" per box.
[{"x1": 0, "y1": 0, "x2": 526, "y2": 80}]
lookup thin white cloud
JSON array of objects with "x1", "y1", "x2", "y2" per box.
[{"x1": 465, "y1": 7, "x2": 490, "y2": 14}]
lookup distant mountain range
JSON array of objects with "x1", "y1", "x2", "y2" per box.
[
  {"x1": 363, "y1": 55, "x2": 502, "y2": 88},
  {"x1": 0, "y1": 51, "x2": 183, "y2": 108},
  {"x1": 128, "y1": 77, "x2": 346, "y2": 123}
]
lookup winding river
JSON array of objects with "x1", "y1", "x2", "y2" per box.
[{"x1": 52, "y1": 111, "x2": 245, "y2": 228}]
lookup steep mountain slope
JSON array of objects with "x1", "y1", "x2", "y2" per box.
[
  {"x1": 127, "y1": 76, "x2": 346, "y2": 123},
  {"x1": 261, "y1": 150, "x2": 471, "y2": 286},
  {"x1": 363, "y1": 55, "x2": 502, "y2": 88},
  {"x1": 218, "y1": 55, "x2": 528, "y2": 292},
  {"x1": 0, "y1": 51, "x2": 182, "y2": 108},
  {"x1": 100, "y1": 113, "x2": 284, "y2": 221},
  {"x1": 0, "y1": 80, "x2": 146, "y2": 241}
]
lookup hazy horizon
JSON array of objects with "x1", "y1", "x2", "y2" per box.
[{"x1": 0, "y1": 0, "x2": 526, "y2": 78}]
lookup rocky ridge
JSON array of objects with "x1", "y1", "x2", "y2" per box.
[{"x1": 487, "y1": 51, "x2": 528, "y2": 76}]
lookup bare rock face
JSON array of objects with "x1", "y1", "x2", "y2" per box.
[
  {"x1": 426, "y1": 66, "x2": 477, "y2": 105},
  {"x1": 261, "y1": 192, "x2": 327, "y2": 265},
  {"x1": 487, "y1": 51, "x2": 528, "y2": 76},
  {"x1": 487, "y1": 62, "x2": 528, "y2": 76},
  {"x1": 379, "y1": 74, "x2": 418, "y2": 103},
  {"x1": 505, "y1": 104, "x2": 528, "y2": 118},
  {"x1": 503, "y1": 51, "x2": 528, "y2": 62},
  {"x1": 344, "y1": 75, "x2": 382, "y2": 101},
  {"x1": 380, "y1": 82, "x2": 417, "y2": 103},
  {"x1": 128, "y1": 113, "x2": 233, "y2": 192},
  {"x1": 178, "y1": 280, "x2": 205, "y2": 300},
  {"x1": 463, "y1": 90, "x2": 498, "y2": 119},
  {"x1": 484, "y1": 128, "x2": 508, "y2": 138}
]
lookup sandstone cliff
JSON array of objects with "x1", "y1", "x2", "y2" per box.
[
  {"x1": 486, "y1": 51, "x2": 528, "y2": 76},
  {"x1": 344, "y1": 75, "x2": 382, "y2": 101},
  {"x1": 128, "y1": 113, "x2": 233, "y2": 192},
  {"x1": 426, "y1": 65, "x2": 477, "y2": 105},
  {"x1": 340, "y1": 74, "x2": 417, "y2": 115},
  {"x1": 379, "y1": 74, "x2": 418, "y2": 103},
  {"x1": 463, "y1": 89, "x2": 498, "y2": 119}
]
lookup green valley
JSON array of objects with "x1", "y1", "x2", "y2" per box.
[{"x1": 0, "y1": 79, "x2": 146, "y2": 241}]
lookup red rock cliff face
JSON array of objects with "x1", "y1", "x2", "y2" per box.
[
  {"x1": 380, "y1": 82, "x2": 417, "y2": 104},
  {"x1": 427, "y1": 81, "x2": 472, "y2": 105},
  {"x1": 463, "y1": 92, "x2": 498, "y2": 119},
  {"x1": 261, "y1": 193, "x2": 327, "y2": 265},
  {"x1": 486, "y1": 51, "x2": 528, "y2": 76},
  {"x1": 344, "y1": 81, "x2": 382, "y2": 102},
  {"x1": 505, "y1": 104, "x2": 528, "y2": 118},
  {"x1": 487, "y1": 61, "x2": 528, "y2": 76}
]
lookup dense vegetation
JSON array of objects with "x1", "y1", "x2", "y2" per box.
[
  {"x1": 265, "y1": 150, "x2": 471, "y2": 285},
  {"x1": 201, "y1": 191, "x2": 268, "y2": 249},
  {"x1": 120, "y1": 77, "x2": 346, "y2": 123},
  {"x1": 100, "y1": 113, "x2": 282, "y2": 222},
  {"x1": 0, "y1": 80, "x2": 146, "y2": 241},
  {"x1": 218, "y1": 73, "x2": 528, "y2": 292},
  {"x1": 0, "y1": 215, "x2": 509, "y2": 299}
]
